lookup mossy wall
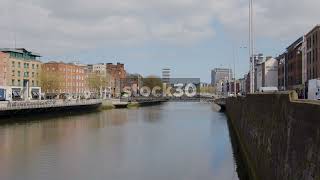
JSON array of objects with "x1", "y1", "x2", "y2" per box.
[{"x1": 226, "y1": 92, "x2": 320, "y2": 180}]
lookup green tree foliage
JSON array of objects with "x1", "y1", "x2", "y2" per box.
[
  {"x1": 142, "y1": 75, "x2": 163, "y2": 89},
  {"x1": 88, "y1": 73, "x2": 107, "y2": 93},
  {"x1": 40, "y1": 70, "x2": 63, "y2": 93},
  {"x1": 199, "y1": 86, "x2": 216, "y2": 94}
]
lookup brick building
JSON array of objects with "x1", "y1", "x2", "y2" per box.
[
  {"x1": 86, "y1": 63, "x2": 113, "y2": 98},
  {"x1": 286, "y1": 37, "x2": 303, "y2": 90},
  {"x1": 277, "y1": 37, "x2": 304, "y2": 92},
  {"x1": 0, "y1": 48, "x2": 42, "y2": 100},
  {"x1": 42, "y1": 62, "x2": 88, "y2": 97},
  {"x1": 106, "y1": 63, "x2": 126, "y2": 97},
  {"x1": 306, "y1": 25, "x2": 320, "y2": 80}
]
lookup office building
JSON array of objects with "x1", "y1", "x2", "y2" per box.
[
  {"x1": 211, "y1": 68, "x2": 232, "y2": 85},
  {"x1": 162, "y1": 68, "x2": 171, "y2": 84},
  {"x1": 0, "y1": 48, "x2": 42, "y2": 100},
  {"x1": 42, "y1": 62, "x2": 88, "y2": 97},
  {"x1": 306, "y1": 25, "x2": 320, "y2": 80}
]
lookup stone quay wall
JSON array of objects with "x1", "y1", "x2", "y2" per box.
[{"x1": 226, "y1": 92, "x2": 320, "y2": 180}]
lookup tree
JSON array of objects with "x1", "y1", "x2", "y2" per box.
[
  {"x1": 142, "y1": 75, "x2": 163, "y2": 90},
  {"x1": 200, "y1": 86, "x2": 216, "y2": 94},
  {"x1": 88, "y1": 73, "x2": 108, "y2": 98},
  {"x1": 40, "y1": 70, "x2": 63, "y2": 94}
]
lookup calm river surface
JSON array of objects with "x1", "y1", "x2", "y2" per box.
[{"x1": 0, "y1": 102, "x2": 240, "y2": 180}]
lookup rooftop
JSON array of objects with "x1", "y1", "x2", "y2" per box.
[
  {"x1": 286, "y1": 36, "x2": 303, "y2": 51},
  {"x1": 0, "y1": 48, "x2": 41, "y2": 57},
  {"x1": 305, "y1": 24, "x2": 320, "y2": 36}
]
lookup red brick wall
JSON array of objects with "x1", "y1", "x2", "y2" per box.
[{"x1": 42, "y1": 62, "x2": 87, "y2": 94}]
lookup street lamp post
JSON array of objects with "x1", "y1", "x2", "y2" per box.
[{"x1": 249, "y1": 0, "x2": 255, "y2": 93}]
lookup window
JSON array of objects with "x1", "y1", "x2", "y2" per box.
[
  {"x1": 32, "y1": 64, "x2": 35, "y2": 69},
  {"x1": 24, "y1": 72, "x2": 29, "y2": 78},
  {"x1": 32, "y1": 80, "x2": 35, "y2": 86},
  {"x1": 18, "y1": 80, "x2": 21, "y2": 86},
  {"x1": 36, "y1": 64, "x2": 39, "y2": 69},
  {"x1": 32, "y1": 72, "x2": 35, "y2": 78},
  {"x1": 12, "y1": 79, "x2": 15, "y2": 86},
  {"x1": 18, "y1": 71, "x2": 21, "y2": 77},
  {"x1": 12, "y1": 70, "x2": 15, "y2": 76},
  {"x1": 12, "y1": 61, "x2": 15, "y2": 67},
  {"x1": 18, "y1": 62, "x2": 21, "y2": 68}
]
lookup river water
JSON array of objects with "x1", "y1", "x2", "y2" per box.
[{"x1": 0, "y1": 102, "x2": 240, "y2": 180}]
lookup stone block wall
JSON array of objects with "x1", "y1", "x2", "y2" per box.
[{"x1": 226, "y1": 92, "x2": 320, "y2": 180}]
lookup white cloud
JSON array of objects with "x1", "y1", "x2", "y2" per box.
[{"x1": 0, "y1": 0, "x2": 319, "y2": 55}]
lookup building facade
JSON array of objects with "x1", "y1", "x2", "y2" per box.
[
  {"x1": 0, "y1": 48, "x2": 42, "y2": 100},
  {"x1": 211, "y1": 68, "x2": 232, "y2": 85},
  {"x1": 286, "y1": 37, "x2": 304, "y2": 90},
  {"x1": 245, "y1": 72, "x2": 251, "y2": 93},
  {"x1": 302, "y1": 36, "x2": 308, "y2": 86},
  {"x1": 42, "y1": 62, "x2": 88, "y2": 97},
  {"x1": 261, "y1": 57, "x2": 278, "y2": 88},
  {"x1": 162, "y1": 68, "x2": 171, "y2": 84},
  {"x1": 254, "y1": 54, "x2": 265, "y2": 91},
  {"x1": 247, "y1": 53, "x2": 264, "y2": 92},
  {"x1": 277, "y1": 53, "x2": 287, "y2": 90},
  {"x1": 0, "y1": 52, "x2": 8, "y2": 86},
  {"x1": 255, "y1": 62, "x2": 263, "y2": 91},
  {"x1": 277, "y1": 37, "x2": 305, "y2": 95},
  {"x1": 239, "y1": 77, "x2": 246, "y2": 95},
  {"x1": 86, "y1": 63, "x2": 112, "y2": 98},
  {"x1": 306, "y1": 25, "x2": 320, "y2": 80},
  {"x1": 106, "y1": 63, "x2": 126, "y2": 97}
]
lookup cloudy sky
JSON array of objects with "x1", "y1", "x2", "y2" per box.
[{"x1": 1, "y1": 0, "x2": 319, "y2": 82}]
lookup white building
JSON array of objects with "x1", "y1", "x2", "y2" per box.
[
  {"x1": 262, "y1": 57, "x2": 278, "y2": 88},
  {"x1": 211, "y1": 68, "x2": 232, "y2": 85},
  {"x1": 216, "y1": 80, "x2": 227, "y2": 97},
  {"x1": 255, "y1": 63, "x2": 263, "y2": 91}
]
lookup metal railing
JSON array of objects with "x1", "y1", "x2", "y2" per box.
[{"x1": 0, "y1": 99, "x2": 102, "y2": 111}]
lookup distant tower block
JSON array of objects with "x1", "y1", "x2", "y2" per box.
[{"x1": 162, "y1": 68, "x2": 171, "y2": 84}]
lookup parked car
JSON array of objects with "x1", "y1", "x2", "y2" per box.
[{"x1": 259, "y1": 87, "x2": 278, "y2": 93}]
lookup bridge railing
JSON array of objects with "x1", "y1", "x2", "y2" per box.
[{"x1": 0, "y1": 99, "x2": 102, "y2": 111}]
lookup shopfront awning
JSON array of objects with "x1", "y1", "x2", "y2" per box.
[{"x1": 12, "y1": 90, "x2": 21, "y2": 97}]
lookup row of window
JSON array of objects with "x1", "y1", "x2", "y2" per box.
[
  {"x1": 12, "y1": 61, "x2": 39, "y2": 69},
  {"x1": 59, "y1": 82, "x2": 85, "y2": 87},
  {"x1": 47, "y1": 89, "x2": 87, "y2": 93},
  {"x1": 47, "y1": 67, "x2": 84, "y2": 73},
  {"x1": 64, "y1": 75, "x2": 85, "y2": 80},
  {"x1": 307, "y1": 50, "x2": 318, "y2": 65},
  {"x1": 11, "y1": 79, "x2": 39, "y2": 87},
  {"x1": 307, "y1": 32, "x2": 318, "y2": 49},
  {"x1": 308, "y1": 66, "x2": 318, "y2": 80},
  {"x1": 9, "y1": 52, "x2": 37, "y2": 60},
  {"x1": 11, "y1": 70, "x2": 38, "y2": 78}
]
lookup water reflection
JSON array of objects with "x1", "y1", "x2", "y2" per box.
[{"x1": 0, "y1": 102, "x2": 243, "y2": 180}]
